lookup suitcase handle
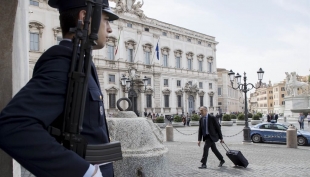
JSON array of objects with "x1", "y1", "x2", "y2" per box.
[{"x1": 220, "y1": 142, "x2": 231, "y2": 152}]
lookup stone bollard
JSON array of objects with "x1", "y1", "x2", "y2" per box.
[
  {"x1": 166, "y1": 124, "x2": 174, "y2": 142},
  {"x1": 286, "y1": 124, "x2": 297, "y2": 148},
  {"x1": 284, "y1": 117, "x2": 286, "y2": 122}
]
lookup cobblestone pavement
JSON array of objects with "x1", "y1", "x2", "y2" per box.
[{"x1": 21, "y1": 117, "x2": 310, "y2": 177}]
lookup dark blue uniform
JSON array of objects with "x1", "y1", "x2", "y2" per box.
[{"x1": 0, "y1": 40, "x2": 113, "y2": 176}]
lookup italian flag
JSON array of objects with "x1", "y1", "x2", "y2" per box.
[{"x1": 115, "y1": 30, "x2": 121, "y2": 55}]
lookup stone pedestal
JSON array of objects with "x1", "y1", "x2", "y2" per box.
[
  {"x1": 284, "y1": 96, "x2": 309, "y2": 120},
  {"x1": 107, "y1": 112, "x2": 168, "y2": 177}
]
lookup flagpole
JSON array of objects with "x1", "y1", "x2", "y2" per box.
[{"x1": 151, "y1": 37, "x2": 160, "y2": 65}]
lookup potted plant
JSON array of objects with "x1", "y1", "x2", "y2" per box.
[
  {"x1": 230, "y1": 114, "x2": 237, "y2": 123},
  {"x1": 251, "y1": 114, "x2": 261, "y2": 125},
  {"x1": 256, "y1": 112, "x2": 264, "y2": 121},
  {"x1": 172, "y1": 115, "x2": 183, "y2": 127},
  {"x1": 247, "y1": 113, "x2": 253, "y2": 122},
  {"x1": 236, "y1": 114, "x2": 245, "y2": 125},
  {"x1": 155, "y1": 116, "x2": 166, "y2": 128},
  {"x1": 190, "y1": 114, "x2": 200, "y2": 126},
  {"x1": 221, "y1": 114, "x2": 233, "y2": 126}
]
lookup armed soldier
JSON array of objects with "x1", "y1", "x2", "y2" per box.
[{"x1": 0, "y1": 0, "x2": 119, "y2": 176}]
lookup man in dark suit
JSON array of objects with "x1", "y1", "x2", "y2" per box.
[
  {"x1": 0, "y1": 0, "x2": 118, "y2": 176},
  {"x1": 274, "y1": 114, "x2": 278, "y2": 123},
  {"x1": 198, "y1": 106, "x2": 225, "y2": 169}
]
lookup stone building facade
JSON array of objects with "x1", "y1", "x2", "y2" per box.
[
  {"x1": 217, "y1": 68, "x2": 244, "y2": 114},
  {"x1": 28, "y1": 0, "x2": 220, "y2": 117}
]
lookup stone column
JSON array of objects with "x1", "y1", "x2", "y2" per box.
[
  {"x1": 140, "y1": 91, "x2": 145, "y2": 117},
  {"x1": 0, "y1": 1, "x2": 28, "y2": 177}
]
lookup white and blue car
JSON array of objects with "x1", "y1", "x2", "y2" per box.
[{"x1": 250, "y1": 122, "x2": 310, "y2": 146}]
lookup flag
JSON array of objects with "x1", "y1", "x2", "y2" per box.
[
  {"x1": 155, "y1": 41, "x2": 159, "y2": 60},
  {"x1": 115, "y1": 30, "x2": 121, "y2": 55}
]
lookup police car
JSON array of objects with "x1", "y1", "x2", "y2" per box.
[{"x1": 250, "y1": 121, "x2": 310, "y2": 146}]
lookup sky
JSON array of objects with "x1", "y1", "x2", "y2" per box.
[{"x1": 112, "y1": 0, "x2": 310, "y2": 88}]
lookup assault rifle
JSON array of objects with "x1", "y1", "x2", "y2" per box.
[{"x1": 48, "y1": 0, "x2": 122, "y2": 164}]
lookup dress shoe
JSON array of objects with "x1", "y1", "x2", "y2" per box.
[
  {"x1": 218, "y1": 160, "x2": 225, "y2": 167},
  {"x1": 198, "y1": 164, "x2": 207, "y2": 169}
]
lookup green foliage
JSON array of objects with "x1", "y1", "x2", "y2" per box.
[
  {"x1": 230, "y1": 114, "x2": 237, "y2": 119},
  {"x1": 173, "y1": 115, "x2": 182, "y2": 122},
  {"x1": 248, "y1": 113, "x2": 253, "y2": 118},
  {"x1": 223, "y1": 114, "x2": 231, "y2": 121},
  {"x1": 237, "y1": 114, "x2": 245, "y2": 120},
  {"x1": 256, "y1": 112, "x2": 263, "y2": 118},
  {"x1": 252, "y1": 114, "x2": 260, "y2": 120},
  {"x1": 156, "y1": 116, "x2": 164, "y2": 123},
  {"x1": 191, "y1": 114, "x2": 200, "y2": 121}
]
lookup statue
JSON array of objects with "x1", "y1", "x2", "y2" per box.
[
  {"x1": 114, "y1": 0, "x2": 126, "y2": 13},
  {"x1": 285, "y1": 72, "x2": 308, "y2": 97},
  {"x1": 131, "y1": 0, "x2": 146, "y2": 19}
]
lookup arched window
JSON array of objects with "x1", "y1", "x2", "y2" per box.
[
  {"x1": 186, "y1": 52, "x2": 194, "y2": 70},
  {"x1": 142, "y1": 43, "x2": 153, "y2": 65},
  {"x1": 107, "y1": 37, "x2": 117, "y2": 60},
  {"x1": 125, "y1": 40, "x2": 137, "y2": 62},
  {"x1": 29, "y1": 21, "x2": 44, "y2": 51},
  {"x1": 174, "y1": 49, "x2": 183, "y2": 69},
  {"x1": 161, "y1": 47, "x2": 170, "y2": 67},
  {"x1": 207, "y1": 56, "x2": 214, "y2": 73},
  {"x1": 197, "y1": 54, "x2": 204, "y2": 72}
]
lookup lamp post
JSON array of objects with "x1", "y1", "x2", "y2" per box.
[
  {"x1": 120, "y1": 69, "x2": 148, "y2": 115},
  {"x1": 228, "y1": 68, "x2": 264, "y2": 142}
]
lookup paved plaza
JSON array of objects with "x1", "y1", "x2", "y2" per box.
[{"x1": 21, "y1": 117, "x2": 310, "y2": 177}]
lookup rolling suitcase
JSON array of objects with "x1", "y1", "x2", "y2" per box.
[{"x1": 221, "y1": 143, "x2": 248, "y2": 168}]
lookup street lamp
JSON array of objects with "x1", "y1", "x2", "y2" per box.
[
  {"x1": 228, "y1": 68, "x2": 264, "y2": 142},
  {"x1": 120, "y1": 69, "x2": 148, "y2": 115}
]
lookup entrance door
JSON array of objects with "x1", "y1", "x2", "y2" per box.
[{"x1": 188, "y1": 95, "x2": 195, "y2": 115}]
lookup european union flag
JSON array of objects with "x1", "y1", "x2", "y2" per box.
[{"x1": 155, "y1": 42, "x2": 159, "y2": 60}]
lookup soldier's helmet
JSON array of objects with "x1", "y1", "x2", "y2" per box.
[{"x1": 48, "y1": 0, "x2": 119, "y2": 21}]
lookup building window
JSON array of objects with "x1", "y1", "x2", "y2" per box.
[
  {"x1": 176, "y1": 57, "x2": 181, "y2": 68},
  {"x1": 145, "y1": 51, "x2": 150, "y2": 65},
  {"x1": 187, "y1": 59, "x2": 192, "y2": 70},
  {"x1": 198, "y1": 61, "x2": 203, "y2": 72},
  {"x1": 199, "y1": 82, "x2": 203, "y2": 89},
  {"x1": 146, "y1": 94, "x2": 152, "y2": 108},
  {"x1": 209, "y1": 83, "x2": 212, "y2": 89},
  {"x1": 164, "y1": 95, "x2": 169, "y2": 107},
  {"x1": 163, "y1": 54, "x2": 168, "y2": 67},
  {"x1": 187, "y1": 38, "x2": 191, "y2": 42},
  {"x1": 282, "y1": 101, "x2": 285, "y2": 105},
  {"x1": 210, "y1": 96, "x2": 213, "y2": 107},
  {"x1": 218, "y1": 102, "x2": 222, "y2": 105},
  {"x1": 281, "y1": 87, "x2": 285, "y2": 91},
  {"x1": 208, "y1": 43, "x2": 211, "y2": 47},
  {"x1": 128, "y1": 49, "x2": 133, "y2": 62},
  {"x1": 144, "y1": 28, "x2": 149, "y2": 32},
  {"x1": 57, "y1": 36, "x2": 62, "y2": 45},
  {"x1": 270, "y1": 103, "x2": 273, "y2": 107},
  {"x1": 127, "y1": 23, "x2": 132, "y2": 28},
  {"x1": 147, "y1": 78, "x2": 151, "y2": 85},
  {"x1": 175, "y1": 35, "x2": 179, "y2": 39},
  {"x1": 162, "y1": 32, "x2": 167, "y2": 36},
  {"x1": 164, "y1": 79, "x2": 169, "y2": 86},
  {"x1": 30, "y1": 33, "x2": 39, "y2": 51},
  {"x1": 188, "y1": 81, "x2": 192, "y2": 86},
  {"x1": 30, "y1": 0, "x2": 39, "y2": 6},
  {"x1": 109, "y1": 75, "x2": 115, "y2": 83},
  {"x1": 198, "y1": 41, "x2": 201, "y2": 45},
  {"x1": 177, "y1": 80, "x2": 181, "y2": 87},
  {"x1": 200, "y1": 96, "x2": 204, "y2": 106},
  {"x1": 107, "y1": 45, "x2": 115, "y2": 60},
  {"x1": 177, "y1": 95, "x2": 182, "y2": 107},
  {"x1": 281, "y1": 94, "x2": 285, "y2": 98},
  {"x1": 109, "y1": 94, "x2": 116, "y2": 108},
  {"x1": 218, "y1": 87, "x2": 222, "y2": 95},
  {"x1": 208, "y1": 62, "x2": 212, "y2": 72}
]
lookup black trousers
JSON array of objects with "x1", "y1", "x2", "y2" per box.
[{"x1": 200, "y1": 135, "x2": 224, "y2": 165}]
